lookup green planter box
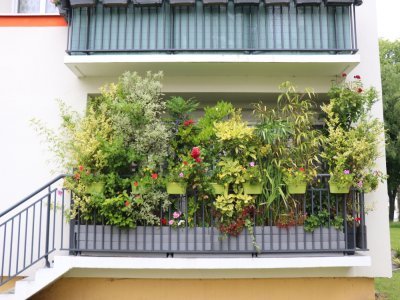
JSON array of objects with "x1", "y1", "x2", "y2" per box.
[
  {"x1": 210, "y1": 183, "x2": 227, "y2": 195},
  {"x1": 87, "y1": 181, "x2": 105, "y2": 194},
  {"x1": 166, "y1": 182, "x2": 187, "y2": 195},
  {"x1": 287, "y1": 182, "x2": 307, "y2": 194},
  {"x1": 243, "y1": 183, "x2": 263, "y2": 195},
  {"x1": 329, "y1": 181, "x2": 351, "y2": 194}
]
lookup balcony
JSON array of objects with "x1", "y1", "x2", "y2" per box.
[
  {"x1": 63, "y1": 0, "x2": 361, "y2": 78},
  {"x1": 67, "y1": 0, "x2": 358, "y2": 54}
]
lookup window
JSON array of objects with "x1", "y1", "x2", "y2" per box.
[{"x1": 17, "y1": 0, "x2": 58, "y2": 14}]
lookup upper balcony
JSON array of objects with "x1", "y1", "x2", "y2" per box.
[{"x1": 62, "y1": 0, "x2": 363, "y2": 78}]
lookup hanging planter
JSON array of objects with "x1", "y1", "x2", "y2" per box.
[
  {"x1": 243, "y1": 182, "x2": 263, "y2": 195},
  {"x1": 87, "y1": 181, "x2": 105, "y2": 195},
  {"x1": 210, "y1": 183, "x2": 227, "y2": 195},
  {"x1": 102, "y1": 0, "x2": 129, "y2": 6},
  {"x1": 264, "y1": 0, "x2": 290, "y2": 5},
  {"x1": 329, "y1": 181, "x2": 351, "y2": 194},
  {"x1": 166, "y1": 182, "x2": 187, "y2": 195},
  {"x1": 287, "y1": 181, "x2": 307, "y2": 194},
  {"x1": 70, "y1": 0, "x2": 97, "y2": 7}
]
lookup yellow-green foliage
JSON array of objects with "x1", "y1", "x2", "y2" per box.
[
  {"x1": 214, "y1": 110, "x2": 254, "y2": 142},
  {"x1": 215, "y1": 194, "x2": 254, "y2": 219}
]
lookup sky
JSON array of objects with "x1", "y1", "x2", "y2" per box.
[{"x1": 376, "y1": 0, "x2": 400, "y2": 40}]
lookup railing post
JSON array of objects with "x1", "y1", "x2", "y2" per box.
[{"x1": 44, "y1": 186, "x2": 51, "y2": 268}]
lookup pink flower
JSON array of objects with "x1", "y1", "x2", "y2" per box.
[
  {"x1": 151, "y1": 173, "x2": 158, "y2": 180},
  {"x1": 344, "y1": 170, "x2": 350, "y2": 175},
  {"x1": 354, "y1": 75, "x2": 361, "y2": 80},
  {"x1": 179, "y1": 172, "x2": 184, "y2": 178},
  {"x1": 169, "y1": 220, "x2": 174, "y2": 226},
  {"x1": 249, "y1": 162, "x2": 255, "y2": 167},
  {"x1": 173, "y1": 211, "x2": 181, "y2": 219},
  {"x1": 57, "y1": 189, "x2": 63, "y2": 196},
  {"x1": 357, "y1": 181, "x2": 363, "y2": 188},
  {"x1": 195, "y1": 157, "x2": 202, "y2": 163}
]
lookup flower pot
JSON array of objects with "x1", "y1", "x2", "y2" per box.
[
  {"x1": 287, "y1": 181, "x2": 307, "y2": 194},
  {"x1": 70, "y1": 0, "x2": 97, "y2": 7},
  {"x1": 295, "y1": 0, "x2": 322, "y2": 5},
  {"x1": 243, "y1": 182, "x2": 263, "y2": 195},
  {"x1": 264, "y1": 0, "x2": 290, "y2": 5},
  {"x1": 102, "y1": 0, "x2": 129, "y2": 6},
  {"x1": 166, "y1": 182, "x2": 187, "y2": 195},
  {"x1": 329, "y1": 181, "x2": 351, "y2": 194},
  {"x1": 87, "y1": 181, "x2": 105, "y2": 194},
  {"x1": 210, "y1": 183, "x2": 227, "y2": 195},
  {"x1": 169, "y1": 0, "x2": 196, "y2": 5},
  {"x1": 324, "y1": 0, "x2": 353, "y2": 5}
]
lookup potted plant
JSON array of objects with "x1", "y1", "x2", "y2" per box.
[
  {"x1": 70, "y1": 0, "x2": 97, "y2": 7},
  {"x1": 329, "y1": 168, "x2": 354, "y2": 194},
  {"x1": 243, "y1": 161, "x2": 263, "y2": 195},
  {"x1": 284, "y1": 167, "x2": 309, "y2": 194},
  {"x1": 165, "y1": 161, "x2": 190, "y2": 195}
]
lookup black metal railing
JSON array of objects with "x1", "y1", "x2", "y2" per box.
[
  {"x1": 66, "y1": 0, "x2": 359, "y2": 54},
  {"x1": 0, "y1": 175, "x2": 66, "y2": 287},
  {"x1": 0, "y1": 173, "x2": 367, "y2": 287},
  {"x1": 67, "y1": 174, "x2": 367, "y2": 255}
]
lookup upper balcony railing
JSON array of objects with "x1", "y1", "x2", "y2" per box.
[{"x1": 65, "y1": 0, "x2": 361, "y2": 55}]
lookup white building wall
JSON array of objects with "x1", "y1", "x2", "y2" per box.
[{"x1": 0, "y1": 0, "x2": 392, "y2": 278}]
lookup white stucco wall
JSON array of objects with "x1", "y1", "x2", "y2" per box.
[{"x1": 0, "y1": 0, "x2": 392, "y2": 278}]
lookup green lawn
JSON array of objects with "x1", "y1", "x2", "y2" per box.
[
  {"x1": 375, "y1": 222, "x2": 400, "y2": 300},
  {"x1": 390, "y1": 222, "x2": 400, "y2": 250}
]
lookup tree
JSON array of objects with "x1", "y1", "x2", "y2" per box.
[{"x1": 379, "y1": 39, "x2": 400, "y2": 221}]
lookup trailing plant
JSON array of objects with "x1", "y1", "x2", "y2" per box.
[{"x1": 304, "y1": 209, "x2": 344, "y2": 232}]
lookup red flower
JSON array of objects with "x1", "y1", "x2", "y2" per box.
[
  {"x1": 195, "y1": 157, "x2": 202, "y2": 163},
  {"x1": 299, "y1": 167, "x2": 305, "y2": 172},
  {"x1": 191, "y1": 147, "x2": 201, "y2": 159},
  {"x1": 183, "y1": 161, "x2": 188, "y2": 166},
  {"x1": 133, "y1": 181, "x2": 139, "y2": 187},
  {"x1": 161, "y1": 218, "x2": 167, "y2": 226},
  {"x1": 354, "y1": 217, "x2": 361, "y2": 222},
  {"x1": 357, "y1": 87, "x2": 363, "y2": 93},
  {"x1": 183, "y1": 119, "x2": 194, "y2": 126},
  {"x1": 342, "y1": 72, "x2": 347, "y2": 77},
  {"x1": 78, "y1": 165, "x2": 84, "y2": 171},
  {"x1": 354, "y1": 75, "x2": 361, "y2": 79},
  {"x1": 151, "y1": 173, "x2": 158, "y2": 180},
  {"x1": 125, "y1": 201, "x2": 130, "y2": 207}
]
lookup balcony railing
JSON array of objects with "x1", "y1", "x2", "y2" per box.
[
  {"x1": 0, "y1": 174, "x2": 367, "y2": 286},
  {"x1": 66, "y1": 0, "x2": 358, "y2": 55}
]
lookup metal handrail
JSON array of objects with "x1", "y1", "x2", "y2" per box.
[{"x1": 0, "y1": 174, "x2": 67, "y2": 218}]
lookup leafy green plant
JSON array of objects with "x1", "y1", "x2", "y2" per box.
[
  {"x1": 304, "y1": 209, "x2": 344, "y2": 232},
  {"x1": 166, "y1": 96, "x2": 199, "y2": 124},
  {"x1": 243, "y1": 161, "x2": 262, "y2": 184}
]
